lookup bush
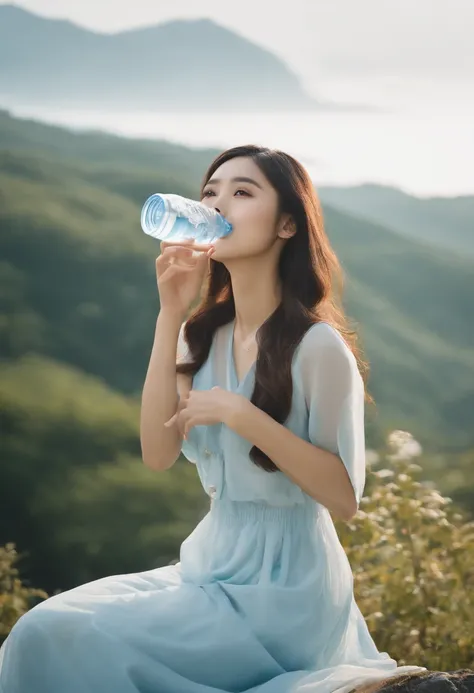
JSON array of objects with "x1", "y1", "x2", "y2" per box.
[
  {"x1": 337, "y1": 431, "x2": 474, "y2": 670},
  {"x1": 0, "y1": 543, "x2": 47, "y2": 645},
  {"x1": 1, "y1": 430, "x2": 473, "y2": 670}
]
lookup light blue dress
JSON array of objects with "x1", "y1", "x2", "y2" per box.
[{"x1": 0, "y1": 321, "x2": 423, "y2": 693}]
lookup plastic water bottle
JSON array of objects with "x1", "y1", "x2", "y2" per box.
[{"x1": 141, "y1": 193, "x2": 233, "y2": 244}]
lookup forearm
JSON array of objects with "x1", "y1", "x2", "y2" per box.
[
  {"x1": 140, "y1": 310, "x2": 183, "y2": 470},
  {"x1": 227, "y1": 402, "x2": 357, "y2": 520}
]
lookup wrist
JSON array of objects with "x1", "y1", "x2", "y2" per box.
[
  {"x1": 225, "y1": 395, "x2": 254, "y2": 430},
  {"x1": 156, "y1": 308, "x2": 186, "y2": 331}
]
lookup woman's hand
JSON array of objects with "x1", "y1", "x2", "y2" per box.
[
  {"x1": 155, "y1": 241, "x2": 215, "y2": 318},
  {"x1": 164, "y1": 387, "x2": 248, "y2": 439}
]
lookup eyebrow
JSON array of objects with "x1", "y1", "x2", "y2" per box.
[{"x1": 205, "y1": 176, "x2": 264, "y2": 190}]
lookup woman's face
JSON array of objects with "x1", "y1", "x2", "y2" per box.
[{"x1": 201, "y1": 156, "x2": 289, "y2": 262}]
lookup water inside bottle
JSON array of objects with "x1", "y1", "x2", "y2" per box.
[{"x1": 141, "y1": 193, "x2": 232, "y2": 243}]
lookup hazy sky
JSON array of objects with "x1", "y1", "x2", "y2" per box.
[{"x1": 6, "y1": 0, "x2": 474, "y2": 94}]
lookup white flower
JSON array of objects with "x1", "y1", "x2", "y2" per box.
[
  {"x1": 374, "y1": 469, "x2": 394, "y2": 479},
  {"x1": 387, "y1": 430, "x2": 422, "y2": 460}
]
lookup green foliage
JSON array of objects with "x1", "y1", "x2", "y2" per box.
[
  {"x1": 326, "y1": 205, "x2": 474, "y2": 351},
  {"x1": 2, "y1": 431, "x2": 473, "y2": 670},
  {"x1": 31, "y1": 456, "x2": 207, "y2": 589},
  {"x1": 0, "y1": 110, "x2": 473, "y2": 668},
  {"x1": 0, "y1": 355, "x2": 207, "y2": 592},
  {"x1": 337, "y1": 432, "x2": 474, "y2": 671},
  {"x1": 0, "y1": 109, "x2": 216, "y2": 182},
  {"x1": 320, "y1": 184, "x2": 474, "y2": 258},
  {"x1": 0, "y1": 544, "x2": 47, "y2": 646},
  {"x1": 424, "y1": 448, "x2": 474, "y2": 517},
  {"x1": 1, "y1": 111, "x2": 473, "y2": 449}
]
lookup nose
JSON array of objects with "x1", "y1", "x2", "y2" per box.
[{"x1": 214, "y1": 207, "x2": 221, "y2": 214}]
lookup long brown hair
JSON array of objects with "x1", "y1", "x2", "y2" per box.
[{"x1": 177, "y1": 145, "x2": 369, "y2": 472}]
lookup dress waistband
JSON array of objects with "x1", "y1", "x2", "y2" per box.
[{"x1": 208, "y1": 497, "x2": 318, "y2": 525}]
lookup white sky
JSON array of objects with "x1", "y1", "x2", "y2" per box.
[{"x1": 5, "y1": 0, "x2": 474, "y2": 94}]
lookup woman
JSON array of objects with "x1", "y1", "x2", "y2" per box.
[{"x1": 0, "y1": 146, "x2": 423, "y2": 692}]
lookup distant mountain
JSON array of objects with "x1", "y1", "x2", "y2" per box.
[
  {"x1": 1, "y1": 110, "x2": 473, "y2": 450},
  {"x1": 319, "y1": 184, "x2": 474, "y2": 258},
  {"x1": 0, "y1": 107, "x2": 217, "y2": 186},
  {"x1": 0, "y1": 4, "x2": 316, "y2": 112}
]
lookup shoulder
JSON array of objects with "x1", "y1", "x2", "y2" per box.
[
  {"x1": 177, "y1": 319, "x2": 231, "y2": 366},
  {"x1": 295, "y1": 321, "x2": 362, "y2": 384},
  {"x1": 298, "y1": 321, "x2": 354, "y2": 360}
]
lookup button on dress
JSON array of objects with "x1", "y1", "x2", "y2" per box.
[{"x1": 0, "y1": 321, "x2": 423, "y2": 693}]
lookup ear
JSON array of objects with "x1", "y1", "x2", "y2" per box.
[{"x1": 277, "y1": 214, "x2": 297, "y2": 240}]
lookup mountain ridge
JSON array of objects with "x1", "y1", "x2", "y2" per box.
[
  {"x1": 0, "y1": 4, "x2": 317, "y2": 112},
  {"x1": 319, "y1": 183, "x2": 474, "y2": 257},
  {"x1": 1, "y1": 110, "x2": 473, "y2": 450}
]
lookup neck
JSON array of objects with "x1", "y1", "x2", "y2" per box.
[{"x1": 226, "y1": 255, "x2": 282, "y2": 337}]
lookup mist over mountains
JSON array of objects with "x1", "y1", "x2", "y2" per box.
[{"x1": 0, "y1": 4, "x2": 318, "y2": 111}]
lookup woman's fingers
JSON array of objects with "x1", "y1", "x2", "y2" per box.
[
  {"x1": 183, "y1": 417, "x2": 197, "y2": 440},
  {"x1": 163, "y1": 412, "x2": 178, "y2": 428},
  {"x1": 164, "y1": 410, "x2": 188, "y2": 439},
  {"x1": 158, "y1": 263, "x2": 201, "y2": 284},
  {"x1": 158, "y1": 245, "x2": 213, "y2": 269},
  {"x1": 160, "y1": 240, "x2": 215, "y2": 253},
  {"x1": 161, "y1": 246, "x2": 194, "y2": 258},
  {"x1": 160, "y1": 247, "x2": 198, "y2": 267},
  {"x1": 156, "y1": 245, "x2": 214, "y2": 283},
  {"x1": 164, "y1": 396, "x2": 189, "y2": 429},
  {"x1": 156, "y1": 250, "x2": 198, "y2": 273}
]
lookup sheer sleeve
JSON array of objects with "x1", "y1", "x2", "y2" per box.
[{"x1": 299, "y1": 323, "x2": 366, "y2": 504}]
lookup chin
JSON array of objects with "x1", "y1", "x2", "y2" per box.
[
  {"x1": 211, "y1": 238, "x2": 266, "y2": 264},
  {"x1": 209, "y1": 246, "x2": 226, "y2": 263},
  {"x1": 209, "y1": 240, "x2": 238, "y2": 262}
]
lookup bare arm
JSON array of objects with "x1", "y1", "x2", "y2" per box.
[
  {"x1": 140, "y1": 310, "x2": 191, "y2": 471},
  {"x1": 140, "y1": 241, "x2": 214, "y2": 471}
]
